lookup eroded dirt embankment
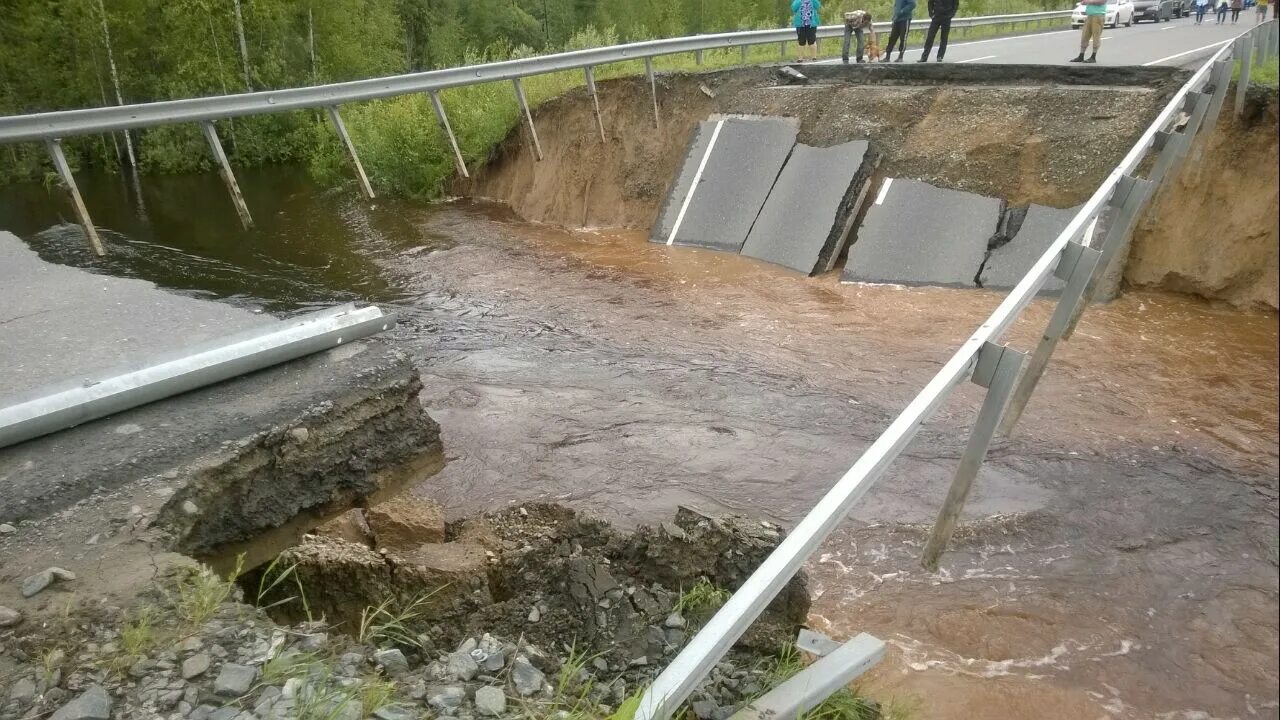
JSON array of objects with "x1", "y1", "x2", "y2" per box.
[
  {"x1": 462, "y1": 66, "x2": 1180, "y2": 229},
  {"x1": 1126, "y1": 91, "x2": 1280, "y2": 311}
]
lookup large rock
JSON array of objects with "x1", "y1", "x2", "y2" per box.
[
  {"x1": 313, "y1": 509, "x2": 374, "y2": 547},
  {"x1": 50, "y1": 685, "x2": 111, "y2": 720},
  {"x1": 365, "y1": 496, "x2": 446, "y2": 549}
]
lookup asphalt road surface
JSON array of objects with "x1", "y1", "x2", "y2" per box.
[{"x1": 822, "y1": 14, "x2": 1258, "y2": 67}]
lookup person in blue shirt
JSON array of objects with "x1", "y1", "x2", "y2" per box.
[
  {"x1": 882, "y1": 0, "x2": 917, "y2": 62},
  {"x1": 792, "y1": 0, "x2": 824, "y2": 62}
]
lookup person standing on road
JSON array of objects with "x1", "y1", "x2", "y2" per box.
[
  {"x1": 1230, "y1": 0, "x2": 1243, "y2": 21},
  {"x1": 1195, "y1": 0, "x2": 1210, "y2": 23},
  {"x1": 882, "y1": 0, "x2": 917, "y2": 62},
  {"x1": 919, "y1": 0, "x2": 959, "y2": 62},
  {"x1": 1216, "y1": 0, "x2": 1229, "y2": 23},
  {"x1": 1070, "y1": 0, "x2": 1106, "y2": 63},
  {"x1": 840, "y1": 8, "x2": 877, "y2": 63},
  {"x1": 1257, "y1": 0, "x2": 1269, "y2": 21},
  {"x1": 792, "y1": 0, "x2": 823, "y2": 62}
]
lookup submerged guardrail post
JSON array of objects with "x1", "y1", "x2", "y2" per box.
[
  {"x1": 921, "y1": 342, "x2": 1026, "y2": 571},
  {"x1": 1234, "y1": 35, "x2": 1254, "y2": 117},
  {"x1": 999, "y1": 239, "x2": 1104, "y2": 437},
  {"x1": 200, "y1": 121, "x2": 253, "y2": 230},
  {"x1": 45, "y1": 138, "x2": 106, "y2": 257},
  {"x1": 644, "y1": 58, "x2": 661, "y2": 130},
  {"x1": 326, "y1": 106, "x2": 375, "y2": 199},
  {"x1": 511, "y1": 78, "x2": 544, "y2": 162},
  {"x1": 584, "y1": 66, "x2": 607, "y2": 143},
  {"x1": 1063, "y1": 175, "x2": 1154, "y2": 336},
  {"x1": 428, "y1": 90, "x2": 469, "y2": 179}
]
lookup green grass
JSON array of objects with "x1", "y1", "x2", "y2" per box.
[
  {"x1": 673, "y1": 577, "x2": 732, "y2": 621},
  {"x1": 1235, "y1": 56, "x2": 1280, "y2": 87}
]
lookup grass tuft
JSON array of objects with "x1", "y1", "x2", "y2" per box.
[{"x1": 674, "y1": 577, "x2": 731, "y2": 620}]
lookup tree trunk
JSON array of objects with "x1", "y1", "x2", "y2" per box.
[
  {"x1": 233, "y1": 0, "x2": 252, "y2": 91},
  {"x1": 95, "y1": 0, "x2": 136, "y2": 170}
]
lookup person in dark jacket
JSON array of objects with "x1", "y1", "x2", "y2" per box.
[
  {"x1": 881, "y1": 0, "x2": 917, "y2": 62},
  {"x1": 919, "y1": 0, "x2": 958, "y2": 62}
]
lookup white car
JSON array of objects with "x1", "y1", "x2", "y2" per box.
[{"x1": 1072, "y1": 0, "x2": 1136, "y2": 27}]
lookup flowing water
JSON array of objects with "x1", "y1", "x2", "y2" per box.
[{"x1": 2, "y1": 170, "x2": 1276, "y2": 719}]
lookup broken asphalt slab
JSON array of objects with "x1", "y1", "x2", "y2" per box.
[
  {"x1": 841, "y1": 178, "x2": 1001, "y2": 287},
  {"x1": 741, "y1": 140, "x2": 873, "y2": 276},
  {"x1": 980, "y1": 204, "x2": 1083, "y2": 294},
  {"x1": 0, "y1": 231, "x2": 443, "y2": 562},
  {"x1": 652, "y1": 116, "x2": 798, "y2": 252}
]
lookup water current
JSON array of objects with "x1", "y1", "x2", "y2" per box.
[{"x1": 1, "y1": 170, "x2": 1276, "y2": 720}]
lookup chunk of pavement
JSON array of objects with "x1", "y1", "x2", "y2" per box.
[
  {"x1": 213, "y1": 663, "x2": 258, "y2": 697},
  {"x1": 776, "y1": 66, "x2": 809, "y2": 84},
  {"x1": 842, "y1": 178, "x2": 1001, "y2": 288},
  {"x1": 742, "y1": 140, "x2": 874, "y2": 275},
  {"x1": 50, "y1": 684, "x2": 111, "y2": 720},
  {"x1": 0, "y1": 605, "x2": 22, "y2": 627},
  {"x1": 474, "y1": 686, "x2": 508, "y2": 717},
  {"x1": 445, "y1": 650, "x2": 479, "y2": 681},
  {"x1": 979, "y1": 203, "x2": 1082, "y2": 294},
  {"x1": 511, "y1": 656, "x2": 546, "y2": 697},
  {"x1": 364, "y1": 496, "x2": 445, "y2": 548},
  {"x1": 20, "y1": 567, "x2": 75, "y2": 598},
  {"x1": 652, "y1": 116, "x2": 799, "y2": 253},
  {"x1": 182, "y1": 653, "x2": 211, "y2": 679},
  {"x1": 313, "y1": 509, "x2": 373, "y2": 547},
  {"x1": 373, "y1": 648, "x2": 410, "y2": 676}
]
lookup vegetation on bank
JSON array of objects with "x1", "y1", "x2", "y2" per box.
[{"x1": 0, "y1": 0, "x2": 1067, "y2": 198}]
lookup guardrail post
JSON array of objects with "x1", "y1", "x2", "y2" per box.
[
  {"x1": 921, "y1": 341, "x2": 1026, "y2": 572},
  {"x1": 45, "y1": 138, "x2": 106, "y2": 256},
  {"x1": 1148, "y1": 90, "x2": 1211, "y2": 186},
  {"x1": 740, "y1": 44, "x2": 749, "y2": 64},
  {"x1": 1198, "y1": 57, "x2": 1228, "y2": 139},
  {"x1": 200, "y1": 121, "x2": 253, "y2": 230},
  {"x1": 428, "y1": 90, "x2": 469, "y2": 179},
  {"x1": 780, "y1": 40, "x2": 788, "y2": 58},
  {"x1": 511, "y1": 78, "x2": 544, "y2": 162},
  {"x1": 1271, "y1": 20, "x2": 1279, "y2": 59},
  {"x1": 696, "y1": 48, "x2": 704, "y2": 65},
  {"x1": 1063, "y1": 175, "x2": 1154, "y2": 330},
  {"x1": 584, "y1": 66, "x2": 607, "y2": 143},
  {"x1": 644, "y1": 58, "x2": 661, "y2": 130},
  {"x1": 998, "y1": 239, "x2": 1103, "y2": 437},
  {"x1": 1255, "y1": 25, "x2": 1268, "y2": 66},
  {"x1": 326, "y1": 106, "x2": 375, "y2": 199},
  {"x1": 1235, "y1": 35, "x2": 1254, "y2": 117}
]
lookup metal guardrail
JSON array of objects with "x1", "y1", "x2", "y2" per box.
[
  {"x1": 0, "y1": 9, "x2": 1070, "y2": 255},
  {"x1": 0, "y1": 11, "x2": 1068, "y2": 143},
  {"x1": 635, "y1": 19, "x2": 1276, "y2": 720}
]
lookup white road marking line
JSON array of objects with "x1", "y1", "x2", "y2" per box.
[
  {"x1": 1161, "y1": 25, "x2": 1177, "y2": 29},
  {"x1": 875, "y1": 178, "x2": 894, "y2": 205},
  {"x1": 1143, "y1": 38, "x2": 1231, "y2": 65},
  {"x1": 667, "y1": 119, "x2": 725, "y2": 246},
  {"x1": 957, "y1": 55, "x2": 997, "y2": 62}
]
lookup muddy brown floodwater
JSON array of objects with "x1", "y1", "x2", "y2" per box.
[{"x1": 2, "y1": 174, "x2": 1276, "y2": 719}]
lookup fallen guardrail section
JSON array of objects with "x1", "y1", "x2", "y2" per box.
[
  {"x1": 0, "y1": 10, "x2": 1069, "y2": 255},
  {"x1": 635, "y1": 20, "x2": 1279, "y2": 720}
]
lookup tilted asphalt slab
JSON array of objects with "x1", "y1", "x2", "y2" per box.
[
  {"x1": 652, "y1": 116, "x2": 799, "y2": 252},
  {"x1": 841, "y1": 178, "x2": 1002, "y2": 287},
  {"x1": 741, "y1": 140, "x2": 872, "y2": 275},
  {"x1": 980, "y1": 204, "x2": 1083, "y2": 294}
]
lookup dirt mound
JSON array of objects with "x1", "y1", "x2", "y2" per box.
[
  {"x1": 462, "y1": 67, "x2": 1174, "y2": 230},
  {"x1": 1125, "y1": 91, "x2": 1279, "y2": 311},
  {"x1": 251, "y1": 504, "x2": 809, "y2": 671}
]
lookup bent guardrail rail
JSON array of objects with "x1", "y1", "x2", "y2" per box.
[
  {"x1": 635, "y1": 19, "x2": 1277, "y2": 720},
  {"x1": 0, "y1": 10, "x2": 1071, "y2": 254}
]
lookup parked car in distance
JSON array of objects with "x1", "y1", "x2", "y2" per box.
[
  {"x1": 1071, "y1": 0, "x2": 1136, "y2": 26},
  {"x1": 1132, "y1": 0, "x2": 1177, "y2": 21}
]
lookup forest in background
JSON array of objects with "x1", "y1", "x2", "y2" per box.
[{"x1": 0, "y1": 0, "x2": 1068, "y2": 196}]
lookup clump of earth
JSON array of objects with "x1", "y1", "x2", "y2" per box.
[{"x1": 2, "y1": 502, "x2": 879, "y2": 720}]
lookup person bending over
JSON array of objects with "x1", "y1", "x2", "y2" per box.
[
  {"x1": 1070, "y1": 0, "x2": 1106, "y2": 64},
  {"x1": 841, "y1": 9, "x2": 877, "y2": 63}
]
